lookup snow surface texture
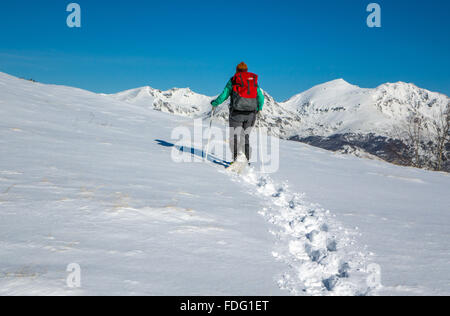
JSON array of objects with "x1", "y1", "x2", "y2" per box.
[
  {"x1": 0, "y1": 73, "x2": 283, "y2": 295},
  {"x1": 112, "y1": 79, "x2": 449, "y2": 171},
  {"x1": 1, "y1": 72, "x2": 449, "y2": 296},
  {"x1": 235, "y1": 172, "x2": 374, "y2": 296}
]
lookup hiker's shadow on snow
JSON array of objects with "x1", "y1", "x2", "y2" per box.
[{"x1": 155, "y1": 140, "x2": 230, "y2": 168}]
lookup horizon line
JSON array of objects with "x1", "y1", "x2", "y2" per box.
[{"x1": 1, "y1": 70, "x2": 448, "y2": 102}]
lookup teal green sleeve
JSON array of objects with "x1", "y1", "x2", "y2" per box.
[
  {"x1": 211, "y1": 79, "x2": 232, "y2": 107},
  {"x1": 257, "y1": 87, "x2": 265, "y2": 111}
]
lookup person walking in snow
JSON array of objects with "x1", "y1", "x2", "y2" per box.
[{"x1": 211, "y1": 62, "x2": 265, "y2": 163}]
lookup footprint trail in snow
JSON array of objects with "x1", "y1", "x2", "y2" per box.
[{"x1": 223, "y1": 167, "x2": 379, "y2": 296}]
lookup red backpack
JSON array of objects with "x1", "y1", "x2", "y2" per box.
[{"x1": 230, "y1": 72, "x2": 259, "y2": 111}]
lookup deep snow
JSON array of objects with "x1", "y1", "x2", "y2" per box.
[
  {"x1": 0, "y1": 72, "x2": 449, "y2": 295},
  {"x1": 0, "y1": 73, "x2": 285, "y2": 295}
]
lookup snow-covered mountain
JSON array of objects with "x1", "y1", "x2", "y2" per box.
[
  {"x1": 111, "y1": 79, "x2": 449, "y2": 171},
  {"x1": 283, "y1": 80, "x2": 449, "y2": 170},
  {"x1": 281, "y1": 79, "x2": 439, "y2": 135},
  {"x1": 1, "y1": 72, "x2": 450, "y2": 296},
  {"x1": 112, "y1": 86, "x2": 213, "y2": 117}
]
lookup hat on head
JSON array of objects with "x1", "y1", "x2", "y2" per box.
[{"x1": 236, "y1": 62, "x2": 248, "y2": 72}]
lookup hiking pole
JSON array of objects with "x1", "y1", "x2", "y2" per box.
[
  {"x1": 258, "y1": 112, "x2": 266, "y2": 173},
  {"x1": 204, "y1": 107, "x2": 216, "y2": 162}
]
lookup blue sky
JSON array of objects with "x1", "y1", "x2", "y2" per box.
[{"x1": 0, "y1": 0, "x2": 449, "y2": 100}]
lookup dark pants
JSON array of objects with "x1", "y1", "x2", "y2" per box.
[{"x1": 229, "y1": 110, "x2": 257, "y2": 161}]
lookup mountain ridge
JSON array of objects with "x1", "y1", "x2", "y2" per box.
[{"x1": 112, "y1": 78, "x2": 449, "y2": 104}]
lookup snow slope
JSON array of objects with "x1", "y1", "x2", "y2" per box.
[
  {"x1": 1, "y1": 72, "x2": 449, "y2": 295},
  {"x1": 0, "y1": 73, "x2": 284, "y2": 295},
  {"x1": 272, "y1": 143, "x2": 450, "y2": 295}
]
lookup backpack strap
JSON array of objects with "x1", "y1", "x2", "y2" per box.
[{"x1": 238, "y1": 74, "x2": 245, "y2": 88}]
